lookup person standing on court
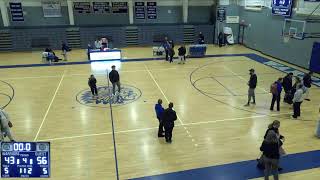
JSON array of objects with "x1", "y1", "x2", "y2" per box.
[
  {"x1": 0, "y1": 108, "x2": 15, "y2": 142},
  {"x1": 178, "y1": 45, "x2": 186, "y2": 64},
  {"x1": 163, "y1": 37, "x2": 170, "y2": 61},
  {"x1": 245, "y1": 69, "x2": 257, "y2": 106},
  {"x1": 168, "y1": 43, "x2": 175, "y2": 63},
  {"x1": 260, "y1": 131, "x2": 280, "y2": 180},
  {"x1": 292, "y1": 84, "x2": 304, "y2": 119},
  {"x1": 109, "y1": 65, "x2": 121, "y2": 95},
  {"x1": 270, "y1": 78, "x2": 283, "y2": 111},
  {"x1": 162, "y1": 102, "x2": 177, "y2": 143},
  {"x1": 303, "y1": 71, "x2": 313, "y2": 101},
  {"x1": 61, "y1": 42, "x2": 69, "y2": 61},
  {"x1": 88, "y1": 75, "x2": 98, "y2": 97},
  {"x1": 282, "y1": 73, "x2": 293, "y2": 103},
  {"x1": 155, "y1": 99, "x2": 165, "y2": 137},
  {"x1": 198, "y1": 32, "x2": 205, "y2": 44}
]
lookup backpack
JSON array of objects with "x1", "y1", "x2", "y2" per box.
[{"x1": 270, "y1": 83, "x2": 277, "y2": 94}]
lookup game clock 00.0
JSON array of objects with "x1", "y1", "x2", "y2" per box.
[{"x1": 1, "y1": 142, "x2": 50, "y2": 178}]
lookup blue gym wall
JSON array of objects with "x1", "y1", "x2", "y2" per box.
[
  {"x1": 188, "y1": 6, "x2": 213, "y2": 23},
  {"x1": 240, "y1": 8, "x2": 320, "y2": 69},
  {"x1": 74, "y1": 10, "x2": 130, "y2": 25}
]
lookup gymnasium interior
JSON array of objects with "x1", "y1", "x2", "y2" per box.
[{"x1": 0, "y1": 0, "x2": 320, "y2": 179}]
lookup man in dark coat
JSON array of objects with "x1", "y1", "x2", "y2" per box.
[
  {"x1": 282, "y1": 73, "x2": 293, "y2": 103},
  {"x1": 303, "y1": 71, "x2": 313, "y2": 101},
  {"x1": 162, "y1": 102, "x2": 177, "y2": 143},
  {"x1": 109, "y1": 65, "x2": 121, "y2": 95},
  {"x1": 245, "y1": 69, "x2": 257, "y2": 106}
]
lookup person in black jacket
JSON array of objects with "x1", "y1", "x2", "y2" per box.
[
  {"x1": 260, "y1": 131, "x2": 280, "y2": 180},
  {"x1": 168, "y1": 45, "x2": 175, "y2": 63},
  {"x1": 178, "y1": 45, "x2": 186, "y2": 64},
  {"x1": 303, "y1": 71, "x2": 313, "y2": 101},
  {"x1": 264, "y1": 120, "x2": 284, "y2": 171},
  {"x1": 88, "y1": 75, "x2": 98, "y2": 97},
  {"x1": 162, "y1": 102, "x2": 177, "y2": 143},
  {"x1": 198, "y1": 32, "x2": 205, "y2": 44},
  {"x1": 282, "y1": 73, "x2": 293, "y2": 103},
  {"x1": 245, "y1": 69, "x2": 257, "y2": 106},
  {"x1": 109, "y1": 65, "x2": 121, "y2": 95}
]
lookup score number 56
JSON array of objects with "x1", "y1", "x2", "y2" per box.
[{"x1": 37, "y1": 157, "x2": 48, "y2": 164}]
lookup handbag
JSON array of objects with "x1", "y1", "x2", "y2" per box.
[
  {"x1": 256, "y1": 153, "x2": 265, "y2": 170},
  {"x1": 279, "y1": 146, "x2": 286, "y2": 157}
]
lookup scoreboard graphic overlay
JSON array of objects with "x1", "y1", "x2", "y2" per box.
[{"x1": 1, "y1": 142, "x2": 50, "y2": 178}]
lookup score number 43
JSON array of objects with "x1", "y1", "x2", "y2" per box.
[{"x1": 4, "y1": 156, "x2": 47, "y2": 165}]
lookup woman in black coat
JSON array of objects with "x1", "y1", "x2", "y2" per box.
[{"x1": 260, "y1": 131, "x2": 280, "y2": 180}]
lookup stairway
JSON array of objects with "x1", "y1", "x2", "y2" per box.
[
  {"x1": 183, "y1": 25, "x2": 195, "y2": 44},
  {"x1": 125, "y1": 27, "x2": 139, "y2": 46},
  {"x1": 0, "y1": 31, "x2": 12, "y2": 51},
  {"x1": 66, "y1": 28, "x2": 81, "y2": 48}
]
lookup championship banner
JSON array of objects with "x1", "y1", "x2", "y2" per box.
[
  {"x1": 147, "y1": 2, "x2": 157, "y2": 19},
  {"x1": 9, "y1": 1, "x2": 24, "y2": 21},
  {"x1": 272, "y1": 0, "x2": 293, "y2": 17},
  {"x1": 112, "y1": 2, "x2": 128, "y2": 13},
  {"x1": 217, "y1": 7, "x2": 226, "y2": 22},
  {"x1": 42, "y1": 0, "x2": 62, "y2": 17},
  {"x1": 93, "y1": 2, "x2": 110, "y2": 14},
  {"x1": 74, "y1": 2, "x2": 91, "y2": 13},
  {"x1": 135, "y1": 2, "x2": 145, "y2": 19}
]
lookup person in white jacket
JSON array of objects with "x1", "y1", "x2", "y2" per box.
[
  {"x1": 292, "y1": 84, "x2": 304, "y2": 119},
  {"x1": 0, "y1": 109, "x2": 15, "y2": 142}
]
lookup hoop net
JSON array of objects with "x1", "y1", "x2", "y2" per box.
[{"x1": 283, "y1": 33, "x2": 292, "y2": 43}]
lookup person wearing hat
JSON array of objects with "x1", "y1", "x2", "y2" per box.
[
  {"x1": 245, "y1": 69, "x2": 257, "y2": 106},
  {"x1": 108, "y1": 65, "x2": 121, "y2": 95}
]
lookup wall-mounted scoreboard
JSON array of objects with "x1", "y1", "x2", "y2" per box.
[{"x1": 1, "y1": 142, "x2": 50, "y2": 178}]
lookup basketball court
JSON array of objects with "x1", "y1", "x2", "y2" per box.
[{"x1": 0, "y1": 45, "x2": 320, "y2": 179}]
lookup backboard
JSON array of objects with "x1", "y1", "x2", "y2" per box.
[{"x1": 282, "y1": 19, "x2": 306, "y2": 40}]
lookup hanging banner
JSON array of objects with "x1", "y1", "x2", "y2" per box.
[
  {"x1": 135, "y1": 2, "x2": 145, "y2": 19},
  {"x1": 147, "y1": 2, "x2": 157, "y2": 19},
  {"x1": 112, "y1": 2, "x2": 128, "y2": 13},
  {"x1": 217, "y1": 7, "x2": 226, "y2": 22},
  {"x1": 272, "y1": 0, "x2": 293, "y2": 17},
  {"x1": 9, "y1": 1, "x2": 24, "y2": 21},
  {"x1": 93, "y1": 2, "x2": 110, "y2": 14},
  {"x1": 42, "y1": 0, "x2": 62, "y2": 17},
  {"x1": 74, "y1": 2, "x2": 91, "y2": 13}
]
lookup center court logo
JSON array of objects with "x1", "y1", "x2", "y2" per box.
[{"x1": 76, "y1": 84, "x2": 142, "y2": 108}]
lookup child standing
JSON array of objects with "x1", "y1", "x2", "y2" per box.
[
  {"x1": 178, "y1": 45, "x2": 186, "y2": 64},
  {"x1": 88, "y1": 75, "x2": 98, "y2": 97}
]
